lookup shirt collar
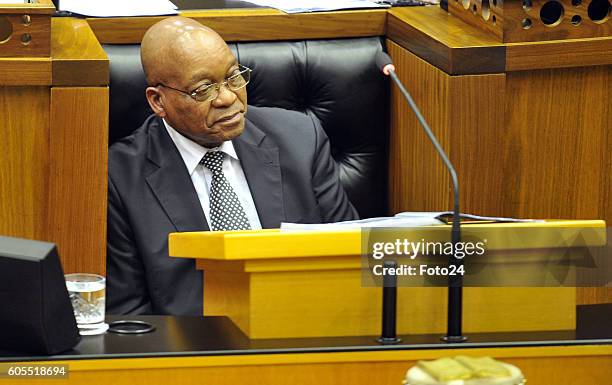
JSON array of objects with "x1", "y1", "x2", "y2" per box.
[{"x1": 162, "y1": 119, "x2": 239, "y2": 175}]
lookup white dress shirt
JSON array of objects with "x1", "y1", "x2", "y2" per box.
[{"x1": 163, "y1": 119, "x2": 262, "y2": 230}]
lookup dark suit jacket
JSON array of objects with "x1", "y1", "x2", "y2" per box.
[{"x1": 106, "y1": 106, "x2": 358, "y2": 315}]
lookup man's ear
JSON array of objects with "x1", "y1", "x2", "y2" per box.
[{"x1": 145, "y1": 87, "x2": 167, "y2": 118}]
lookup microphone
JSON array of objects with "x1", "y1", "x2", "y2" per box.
[
  {"x1": 376, "y1": 51, "x2": 466, "y2": 342},
  {"x1": 375, "y1": 51, "x2": 395, "y2": 76}
]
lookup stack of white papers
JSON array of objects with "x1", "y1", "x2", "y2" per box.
[
  {"x1": 242, "y1": 0, "x2": 388, "y2": 14},
  {"x1": 280, "y1": 212, "x2": 541, "y2": 231},
  {"x1": 281, "y1": 213, "x2": 444, "y2": 231},
  {"x1": 60, "y1": 0, "x2": 178, "y2": 17}
]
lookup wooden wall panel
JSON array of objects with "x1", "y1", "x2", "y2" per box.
[
  {"x1": 49, "y1": 87, "x2": 109, "y2": 275},
  {"x1": 449, "y1": 73, "x2": 507, "y2": 216},
  {"x1": 504, "y1": 66, "x2": 611, "y2": 304},
  {"x1": 0, "y1": 86, "x2": 49, "y2": 241},
  {"x1": 503, "y1": 66, "x2": 609, "y2": 220},
  {"x1": 388, "y1": 40, "x2": 451, "y2": 214},
  {"x1": 387, "y1": 40, "x2": 507, "y2": 216},
  {"x1": 387, "y1": 40, "x2": 611, "y2": 303}
]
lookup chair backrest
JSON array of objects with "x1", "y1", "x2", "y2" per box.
[{"x1": 103, "y1": 37, "x2": 389, "y2": 218}]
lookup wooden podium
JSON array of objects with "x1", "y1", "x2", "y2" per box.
[{"x1": 169, "y1": 220, "x2": 606, "y2": 339}]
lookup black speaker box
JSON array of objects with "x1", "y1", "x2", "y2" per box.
[{"x1": 0, "y1": 236, "x2": 80, "y2": 355}]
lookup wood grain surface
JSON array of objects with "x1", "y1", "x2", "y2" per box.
[
  {"x1": 503, "y1": 0, "x2": 612, "y2": 42},
  {"x1": 0, "y1": 86, "x2": 50, "y2": 242},
  {"x1": 448, "y1": 0, "x2": 504, "y2": 41},
  {"x1": 2, "y1": 346, "x2": 611, "y2": 385},
  {"x1": 447, "y1": 0, "x2": 612, "y2": 42},
  {"x1": 49, "y1": 87, "x2": 109, "y2": 275},
  {"x1": 0, "y1": 58, "x2": 51, "y2": 85},
  {"x1": 502, "y1": 66, "x2": 609, "y2": 220},
  {"x1": 387, "y1": 41, "x2": 611, "y2": 303},
  {"x1": 506, "y1": 36, "x2": 612, "y2": 71},
  {"x1": 0, "y1": 0, "x2": 54, "y2": 14},
  {"x1": 51, "y1": 18, "x2": 109, "y2": 86},
  {"x1": 504, "y1": 66, "x2": 612, "y2": 304},
  {"x1": 387, "y1": 39, "x2": 507, "y2": 214},
  {"x1": 0, "y1": 14, "x2": 50, "y2": 58},
  {"x1": 387, "y1": 6, "x2": 612, "y2": 74},
  {"x1": 88, "y1": 9, "x2": 387, "y2": 44},
  {"x1": 387, "y1": 7, "x2": 505, "y2": 75}
]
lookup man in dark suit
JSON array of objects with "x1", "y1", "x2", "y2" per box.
[{"x1": 106, "y1": 17, "x2": 358, "y2": 315}]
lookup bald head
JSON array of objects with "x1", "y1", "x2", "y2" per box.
[
  {"x1": 140, "y1": 17, "x2": 247, "y2": 148},
  {"x1": 141, "y1": 17, "x2": 228, "y2": 86}
]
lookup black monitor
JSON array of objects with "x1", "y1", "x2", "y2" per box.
[{"x1": 0, "y1": 236, "x2": 80, "y2": 354}]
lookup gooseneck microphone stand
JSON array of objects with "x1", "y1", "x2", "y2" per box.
[{"x1": 376, "y1": 51, "x2": 466, "y2": 342}]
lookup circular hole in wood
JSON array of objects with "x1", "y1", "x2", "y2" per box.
[
  {"x1": 21, "y1": 33, "x2": 31, "y2": 45},
  {"x1": 472, "y1": 3, "x2": 478, "y2": 13},
  {"x1": 522, "y1": 17, "x2": 533, "y2": 28},
  {"x1": 482, "y1": 0, "x2": 491, "y2": 20},
  {"x1": 540, "y1": 1, "x2": 565, "y2": 26},
  {"x1": 462, "y1": 0, "x2": 470, "y2": 9},
  {"x1": 587, "y1": 0, "x2": 610, "y2": 22},
  {"x1": 22, "y1": 14, "x2": 31, "y2": 26},
  {"x1": 0, "y1": 16, "x2": 12, "y2": 44},
  {"x1": 571, "y1": 14, "x2": 583, "y2": 24},
  {"x1": 572, "y1": 0, "x2": 582, "y2": 5},
  {"x1": 492, "y1": 14, "x2": 497, "y2": 24},
  {"x1": 523, "y1": 0, "x2": 533, "y2": 11}
]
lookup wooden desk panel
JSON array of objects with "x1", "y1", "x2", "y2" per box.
[
  {"x1": 502, "y1": 66, "x2": 610, "y2": 221},
  {"x1": 386, "y1": 39, "x2": 611, "y2": 304},
  {"x1": 49, "y1": 87, "x2": 108, "y2": 275},
  {"x1": 506, "y1": 37, "x2": 612, "y2": 71},
  {"x1": 88, "y1": 9, "x2": 387, "y2": 44},
  {"x1": 51, "y1": 18, "x2": 109, "y2": 87},
  {"x1": 0, "y1": 59, "x2": 51, "y2": 85},
  {"x1": 0, "y1": 18, "x2": 108, "y2": 275},
  {"x1": 387, "y1": 7, "x2": 612, "y2": 75},
  {"x1": 0, "y1": 86, "x2": 50, "y2": 242},
  {"x1": 387, "y1": 39, "x2": 508, "y2": 214},
  {"x1": 387, "y1": 7, "x2": 505, "y2": 75},
  {"x1": 0, "y1": 0, "x2": 54, "y2": 58},
  {"x1": 1, "y1": 346, "x2": 611, "y2": 385}
]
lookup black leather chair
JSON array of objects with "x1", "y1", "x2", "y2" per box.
[{"x1": 103, "y1": 37, "x2": 389, "y2": 218}]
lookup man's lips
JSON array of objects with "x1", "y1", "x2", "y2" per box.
[{"x1": 213, "y1": 111, "x2": 242, "y2": 126}]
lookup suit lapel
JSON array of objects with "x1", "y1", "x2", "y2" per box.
[
  {"x1": 234, "y1": 120, "x2": 285, "y2": 229},
  {"x1": 145, "y1": 117, "x2": 209, "y2": 232}
]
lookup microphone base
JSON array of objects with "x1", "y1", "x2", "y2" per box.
[
  {"x1": 376, "y1": 337, "x2": 402, "y2": 345},
  {"x1": 441, "y1": 335, "x2": 468, "y2": 343}
]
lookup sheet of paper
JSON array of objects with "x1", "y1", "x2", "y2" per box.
[
  {"x1": 0, "y1": 0, "x2": 27, "y2": 4},
  {"x1": 396, "y1": 211, "x2": 544, "y2": 223},
  {"x1": 242, "y1": 0, "x2": 388, "y2": 13},
  {"x1": 60, "y1": 0, "x2": 178, "y2": 17},
  {"x1": 280, "y1": 211, "x2": 543, "y2": 231},
  {"x1": 281, "y1": 215, "x2": 444, "y2": 231}
]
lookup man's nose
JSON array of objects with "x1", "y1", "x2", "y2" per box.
[{"x1": 211, "y1": 83, "x2": 237, "y2": 107}]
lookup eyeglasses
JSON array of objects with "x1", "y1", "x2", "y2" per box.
[{"x1": 157, "y1": 64, "x2": 252, "y2": 103}]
